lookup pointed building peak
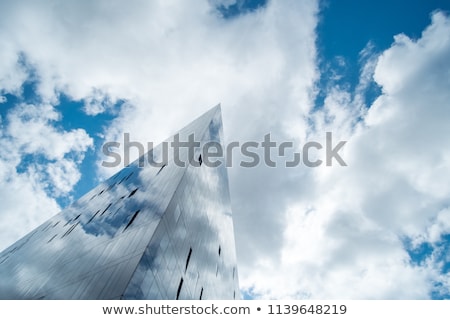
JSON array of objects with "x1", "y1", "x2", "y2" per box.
[{"x1": 0, "y1": 103, "x2": 239, "y2": 300}]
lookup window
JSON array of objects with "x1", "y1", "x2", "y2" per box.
[
  {"x1": 198, "y1": 154, "x2": 202, "y2": 166},
  {"x1": 125, "y1": 172, "x2": 134, "y2": 181},
  {"x1": 128, "y1": 188, "x2": 138, "y2": 198},
  {"x1": 41, "y1": 222, "x2": 52, "y2": 232},
  {"x1": 87, "y1": 210, "x2": 100, "y2": 223},
  {"x1": 176, "y1": 278, "x2": 183, "y2": 300},
  {"x1": 157, "y1": 164, "x2": 166, "y2": 175},
  {"x1": 123, "y1": 210, "x2": 141, "y2": 231},
  {"x1": 199, "y1": 287, "x2": 203, "y2": 300},
  {"x1": 185, "y1": 248, "x2": 192, "y2": 272},
  {"x1": 218, "y1": 245, "x2": 221, "y2": 256},
  {"x1": 61, "y1": 222, "x2": 78, "y2": 238},
  {"x1": 100, "y1": 203, "x2": 112, "y2": 216}
]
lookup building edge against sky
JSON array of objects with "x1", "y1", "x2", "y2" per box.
[{"x1": 0, "y1": 104, "x2": 240, "y2": 299}]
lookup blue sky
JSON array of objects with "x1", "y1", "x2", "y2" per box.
[
  {"x1": 1, "y1": 0, "x2": 450, "y2": 299},
  {"x1": 316, "y1": 0, "x2": 450, "y2": 105}
]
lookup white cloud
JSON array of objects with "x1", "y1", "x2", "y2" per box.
[
  {"x1": 45, "y1": 158, "x2": 82, "y2": 196},
  {"x1": 0, "y1": 0, "x2": 449, "y2": 299},
  {"x1": 0, "y1": 163, "x2": 61, "y2": 252},
  {"x1": 82, "y1": 88, "x2": 117, "y2": 116},
  {"x1": 0, "y1": 48, "x2": 28, "y2": 97},
  {"x1": 5, "y1": 103, "x2": 93, "y2": 160},
  {"x1": 0, "y1": 101, "x2": 93, "y2": 250},
  {"x1": 425, "y1": 208, "x2": 450, "y2": 244},
  {"x1": 239, "y1": 11, "x2": 450, "y2": 298}
]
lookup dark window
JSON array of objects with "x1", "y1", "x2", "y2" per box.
[
  {"x1": 218, "y1": 246, "x2": 221, "y2": 256},
  {"x1": 198, "y1": 154, "x2": 202, "y2": 166},
  {"x1": 48, "y1": 235, "x2": 57, "y2": 243},
  {"x1": 42, "y1": 222, "x2": 52, "y2": 232},
  {"x1": 128, "y1": 188, "x2": 138, "y2": 197},
  {"x1": 157, "y1": 164, "x2": 166, "y2": 175},
  {"x1": 61, "y1": 223, "x2": 78, "y2": 238},
  {"x1": 176, "y1": 278, "x2": 184, "y2": 300},
  {"x1": 101, "y1": 203, "x2": 112, "y2": 216},
  {"x1": 199, "y1": 287, "x2": 203, "y2": 300},
  {"x1": 73, "y1": 214, "x2": 81, "y2": 221},
  {"x1": 123, "y1": 210, "x2": 141, "y2": 231},
  {"x1": 234, "y1": 291, "x2": 236, "y2": 299},
  {"x1": 88, "y1": 210, "x2": 100, "y2": 223},
  {"x1": 125, "y1": 172, "x2": 134, "y2": 181},
  {"x1": 185, "y1": 248, "x2": 192, "y2": 272}
]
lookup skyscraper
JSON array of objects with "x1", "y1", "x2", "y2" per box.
[{"x1": 0, "y1": 105, "x2": 240, "y2": 299}]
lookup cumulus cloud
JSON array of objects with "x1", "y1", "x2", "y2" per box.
[
  {"x1": 239, "y1": 11, "x2": 450, "y2": 298},
  {"x1": 0, "y1": 163, "x2": 61, "y2": 254},
  {"x1": 5, "y1": 103, "x2": 92, "y2": 160},
  {"x1": 0, "y1": 101, "x2": 93, "y2": 248},
  {"x1": 0, "y1": 0, "x2": 449, "y2": 299}
]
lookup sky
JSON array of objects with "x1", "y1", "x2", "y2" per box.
[{"x1": 1, "y1": 0, "x2": 450, "y2": 299}]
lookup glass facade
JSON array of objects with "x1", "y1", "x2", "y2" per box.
[{"x1": 0, "y1": 105, "x2": 240, "y2": 299}]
